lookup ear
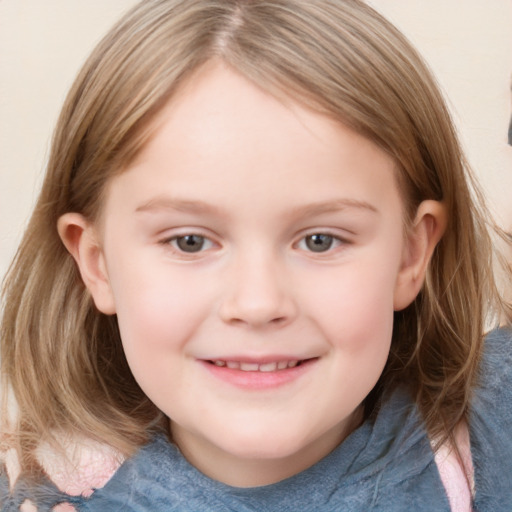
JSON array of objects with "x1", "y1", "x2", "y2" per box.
[
  {"x1": 57, "y1": 213, "x2": 116, "y2": 315},
  {"x1": 393, "y1": 200, "x2": 447, "y2": 311}
]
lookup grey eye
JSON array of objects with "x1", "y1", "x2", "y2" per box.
[
  {"x1": 175, "y1": 235, "x2": 206, "y2": 253},
  {"x1": 304, "y1": 234, "x2": 334, "y2": 252}
]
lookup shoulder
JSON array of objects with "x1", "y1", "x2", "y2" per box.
[
  {"x1": 478, "y1": 326, "x2": 512, "y2": 390},
  {"x1": 470, "y1": 326, "x2": 512, "y2": 511},
  {"x1": 0, "y1": 436, "x2": 124, "y2": 511},
  {"x1": 471, "y1": 326, "x2": 512, "y2": 426},
  {"x1": 1, "y1": 434, "x2": 192, "y2": 511},
  {"x1": 83, "y1": 435, "x2": 207, "y2": 510},
  {"x1": 35, "y1": 436, "x2": 124, "y2": 498}
]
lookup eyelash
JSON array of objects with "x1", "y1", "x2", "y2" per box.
[{"x1": 160, "y1": 231, "x2": 349, "y2": 256}]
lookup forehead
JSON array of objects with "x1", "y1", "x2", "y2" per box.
[{"x1": 105, "y1": 61, "x2": 402, "y2": 222}]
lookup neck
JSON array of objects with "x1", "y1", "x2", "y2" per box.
[{"x1": 170, "y1": 407, "x2": 363, "y2": 488}]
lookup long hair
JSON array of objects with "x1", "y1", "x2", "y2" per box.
[{"x1": 2, "y1": 0, "x2": 510, "y2": 475}]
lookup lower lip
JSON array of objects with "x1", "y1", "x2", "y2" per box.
[{"x1": 200, "y1": 359, "x2": 317, "y2": 390}]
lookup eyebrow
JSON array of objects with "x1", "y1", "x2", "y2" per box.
[
  {"x1": 288, "y1": 198, "x2": 379, "y2": 218},
  {"x1": 135, "y1": 197, "x2": 378, "y2": 217},
  {"x1": 135, "y1": 197, "x2": 224, "y2": 216}
]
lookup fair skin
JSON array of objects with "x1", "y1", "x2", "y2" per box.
[{"x1": 59, "y1": 61, "x2": 446, "y2": 487}]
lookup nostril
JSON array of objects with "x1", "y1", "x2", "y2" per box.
[{"x1": 221, "y1": 308, "x2": 293, "y2": 328}]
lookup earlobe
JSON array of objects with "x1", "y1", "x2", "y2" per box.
[
  {"x1": 393, "y1": 200, "x2": 447, "y2": 311},
  {"x1": 57, "y1": 213, "x2": 116, "y2": 315}
]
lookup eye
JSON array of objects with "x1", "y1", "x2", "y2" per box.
[
  {"x1": 298, "y1": 233, "x2": 345, "y2": 253},
  {"x1": 170, "y1": 234, "x2": 212, "y2": 253},
  {"x1": 304, "y1": 234, "x2": 334, "y2": 252}
]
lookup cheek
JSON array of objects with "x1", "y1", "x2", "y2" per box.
[
  {"x1": 313, "y1": 264, "x2": 397, "y2": 409},
  {"x1": 107, "y1": 262, "x2": 212, "y2": 361},
  {"x1": 303, "y1": 256, "x2": 399, "y2": 355},
  {"x1": 107, "y1": 266, "x2": 216, "y2": 413}
]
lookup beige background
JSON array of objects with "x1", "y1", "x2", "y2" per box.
[{"x1": 1, "y1": 1, "x2": 511, "y2": 280}]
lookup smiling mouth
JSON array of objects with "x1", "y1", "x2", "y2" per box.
[{"x1": 206, "y1": 359, "x2": 314, "y2": 372}]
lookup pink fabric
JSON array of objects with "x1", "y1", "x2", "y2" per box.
[
  {"x1": 36, "y1": 438, "x2": 122, "y2": 498},
  {"x1": 38, "y1": 445, "x2": 120, "y2": 498},
  {"x1": 433, "y1": 422, "x2": 474, "y2": 512},
  {"x1": 20, "y1": 501, "x2": 75, "y2": 512},
  {"x1": 13, "y1": 437, "x2": 123, "y2": 510}
]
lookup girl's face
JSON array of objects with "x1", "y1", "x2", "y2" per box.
[{"x1": 74, "y1": 62, "x2": 436, "y2": 486}]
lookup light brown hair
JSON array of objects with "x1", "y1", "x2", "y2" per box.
[{"x1": 2, "y1": 0, "x2": 510, "y2": 476}]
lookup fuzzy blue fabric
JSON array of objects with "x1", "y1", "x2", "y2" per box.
[
  {"x1": 1, "y1": 328, "x2": 511, "y2": 511},
  {"x1": 469, "y1": 328, "x2": 512, "y2": 511}
]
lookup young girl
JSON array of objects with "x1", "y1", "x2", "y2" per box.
[{"x1": 1, "y1": 1, "x2": 511, "y2": 510}]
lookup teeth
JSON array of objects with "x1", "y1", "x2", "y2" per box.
[
  {"x1": 211, "y1": 360, "x2": 302, "y2": 371},
  {"x1": 240, "y1": 362, "x2": 259, "y2": 371},
  {"x1": 259, "y1": 362, "x2": 277, "y2": 372}
]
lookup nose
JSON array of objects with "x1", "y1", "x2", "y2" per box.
[{"x1": 218, "y1": 252, "x2": 297, "y2": 328}]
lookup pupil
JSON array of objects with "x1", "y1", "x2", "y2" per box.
[
  {"x1": 177, "y1": 235, "x2": 204, "y2": 252},
  {"x1": 306, "y1": 234, "x2": 333, "y2": 252}
]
